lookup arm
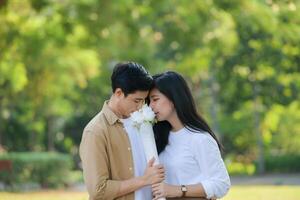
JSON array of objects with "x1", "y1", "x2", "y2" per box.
[
  {"x1": 195, "y1": 135, "x2": 231, "y2": 199},
  {"x1": 118, "y1": 158, "x2": 164, "y2": 197},
  {"x1": 152, "y1": 134, "x2": 230, "y2": 199},
  {"x1": 80, "y1": 130, "x2": 164, "y2": 200},
  {"x1": 152, "y1": 183, "x2": 207, "y2": 199},
  {"x1": 79, "y1": 129, "x2": 119, "y2": 200}
]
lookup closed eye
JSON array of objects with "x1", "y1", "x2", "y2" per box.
[{"x1": 134, "y1": 99, "x2": 144, "y2": 104}]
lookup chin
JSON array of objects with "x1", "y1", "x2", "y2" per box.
[{"x1": 156, "y1": 116, "x2": 164, "y2": 122}]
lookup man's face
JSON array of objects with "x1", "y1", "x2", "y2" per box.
[{"x1": 117, "y1": 89, "x2": 149, "y2": 118}]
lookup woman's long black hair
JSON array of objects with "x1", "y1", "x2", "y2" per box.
[{"x1": 151, "y1": 71, "x2": 223, "y2": 154}]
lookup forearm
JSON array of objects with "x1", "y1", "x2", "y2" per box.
[
  {"x1": 167, "y1": 184, "x2": 207, "y2": 198},
  {"x1": 116, "y1": 176, "x2": 147, "y2": 197},
  {"x1": 86, "y1": 177, "x2": 147, "y2": 200}
]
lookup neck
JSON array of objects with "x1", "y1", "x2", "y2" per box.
[
  {"x1": 167, "y1": 111, "x2": 184, "y2": 132},
  {"x1": 108, "y1": 96, "x2": 124, "y2": 119}
]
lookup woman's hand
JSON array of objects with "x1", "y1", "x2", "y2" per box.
[
  {"x1": 152, "y1": 182, "x2": 181, "y2": 199},
  {"x1": 152, "y1": 182, "x2": 217, "y2": 200},
  {"x1": 152, "y1": 182, "x2": 167, "y2": 199}
]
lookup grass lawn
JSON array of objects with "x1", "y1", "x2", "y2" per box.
[
  {"x1": 0, "y1": 186, "x2": 299, "y2": 200},
  {"x1": 223, "y1": 185, "x2": 300, "y2": 200},
  {"x1": 0, "y1": 190, "x2": 88, "y2": 200}
]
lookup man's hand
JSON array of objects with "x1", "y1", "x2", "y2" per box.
[{"x1": 142, "y1": 157, "x2": 165, "y2": 185}]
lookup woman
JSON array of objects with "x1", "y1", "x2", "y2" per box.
[{"x1": 149, "y1": 71, "x2": 230, "y2": 200}]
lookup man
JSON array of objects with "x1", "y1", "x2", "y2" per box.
[{"x1": 79, "y1": 62, "x2": 164, "y2": 200}]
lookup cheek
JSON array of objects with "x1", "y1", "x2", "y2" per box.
[
  {"x1": 126, "y1": 101, "x2": 135, "y2": 111},
  {"x1": 150, "y1": 101, "x2": 156, "y2": 110},
  {"x1": 119, "y1": 101, "x2": 127, "y2": 113},
  {"x1": 127, "y1": 100, "x2": 139, "y2": 112},
  {"x1": 120, "y1": 99, "x2": 133, "y2": 112},
  {"x1": 159, "y1": 99, "x2": 174, "y2": 116}
]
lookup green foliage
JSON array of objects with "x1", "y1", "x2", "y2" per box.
[
  {"x1": 226, "y1": 153, "x2": 300, "y2": 175},
  {"x1": 262, "y1": 102, "x2": 300, "y2": 154},
  {"x1": 264, "y1": 154, "x2": 300, "y2": 173},
  {"x1": 227, "y1": 161, "x2": 256, "y2": 176},
  {"x1": 0, "y1": 0, "x2": 299, "y2": 174},
  {"x1": 0, "y1": 152, "x2": 73, "y2": 189}
]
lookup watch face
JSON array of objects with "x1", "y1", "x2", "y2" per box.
[{"x1": 181, "y1": 186, "x2": 187, "y2": 192}]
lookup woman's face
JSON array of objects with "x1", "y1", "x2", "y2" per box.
[{"x1": 149, "y1": 88, "x2": 175, "y2": 121}]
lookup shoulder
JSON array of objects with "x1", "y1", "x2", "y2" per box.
[
  {"x1": 83, "y1": 111, "x2": 109, "y2": 137},
  {"x1": 186, "y1": 129, "x2": 218, "y2": 147}
]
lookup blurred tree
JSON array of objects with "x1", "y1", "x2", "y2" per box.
[{"x1": 0, "y1": 0, "x2": 299, "y2": 174}]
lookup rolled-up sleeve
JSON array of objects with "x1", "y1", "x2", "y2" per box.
[
  {"x1": 193, "y1": 134, "x2": 231, "y2": 199},
  {"x1": 79, "y1": 129, "x2": 121, "y2": 200}
]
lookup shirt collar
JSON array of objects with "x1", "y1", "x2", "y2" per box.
[{"x1": 102, "y1": 101, "x2": 122, "y2": 125}]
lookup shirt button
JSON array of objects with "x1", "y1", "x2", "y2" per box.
[
  {"x1": 128, "y1": 147, "x2": 131, "y2": 151},
  {"x1": 129, "y1": 167, "x2": 132, "y2": 171}
]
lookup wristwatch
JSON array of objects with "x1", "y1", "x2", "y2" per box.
[{"x1": 181, "y1": 185, "x2": 187, "y2": 197}]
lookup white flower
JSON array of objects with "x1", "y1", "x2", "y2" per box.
[
  {"x1": 141, "y1": 105, "x2": 155, "y2": 122},
  {"x1": 131, "y1": 110, "x2": 144, "y2": 124},
  {"x1": 130, "y1": 104, "x2": 156, "y2": 130}
]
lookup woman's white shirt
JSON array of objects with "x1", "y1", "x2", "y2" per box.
[{"x1": 159, "y1": 127, "x2": 231, "y2": 199}]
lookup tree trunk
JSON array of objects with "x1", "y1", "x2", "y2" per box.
[
  {"x1": 206, "y1": 55, "x2": 222, "y2": 142},
  {"x1": 0, "y1": 102, "x2": 3, "y2": 148},
  {"x1": 47, "y1": 117, "x2": 55, "y2": 151},
  {"x1": 253, "y1": 82, "x2": 265, "y2": 174},
  {"x1": 0, "y1": 123, "x2": 2, "y2": 148},
  {"x1": 209, "y1": 68, "x2": 221, "y2": 141}
]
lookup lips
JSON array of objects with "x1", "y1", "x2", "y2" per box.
[{"x1": 154, "y1": 112, "x2": 160, "y2": 120}]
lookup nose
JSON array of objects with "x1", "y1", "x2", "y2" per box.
[{"x1": 149, "y1": 101, "x2": 154, "y2": 110}]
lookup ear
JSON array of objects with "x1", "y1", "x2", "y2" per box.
[{"x1": 114, "y1": 88, "x2": 124, "y2": 98}]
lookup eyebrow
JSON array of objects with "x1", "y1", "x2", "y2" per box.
[
  {"x1": 150, "y1": 94, "x2": 159, "y2": 98},
  {"x1": 134, "y1": 98, "x2": 144, "y2": 100}
]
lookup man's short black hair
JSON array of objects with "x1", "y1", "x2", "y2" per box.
[{"x1": 111, "y1": 62, "x2": 153, "y2": 96}]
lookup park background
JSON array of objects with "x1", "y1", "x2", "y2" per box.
[{"x1": 0, "y1": 0, "x2": 300, "y2": 199}]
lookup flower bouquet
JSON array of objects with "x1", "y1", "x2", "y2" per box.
[{"x1": 130, "y1": 104, "x2": 165, "y2": 200}]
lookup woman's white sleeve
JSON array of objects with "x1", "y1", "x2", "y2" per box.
[{"x1": 193, "y1": 134, "x2": 231, "y2": 199}]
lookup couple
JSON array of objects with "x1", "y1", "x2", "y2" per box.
[{"x1": 79, "y1": 62, "x2": 230, "y2": 200}]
